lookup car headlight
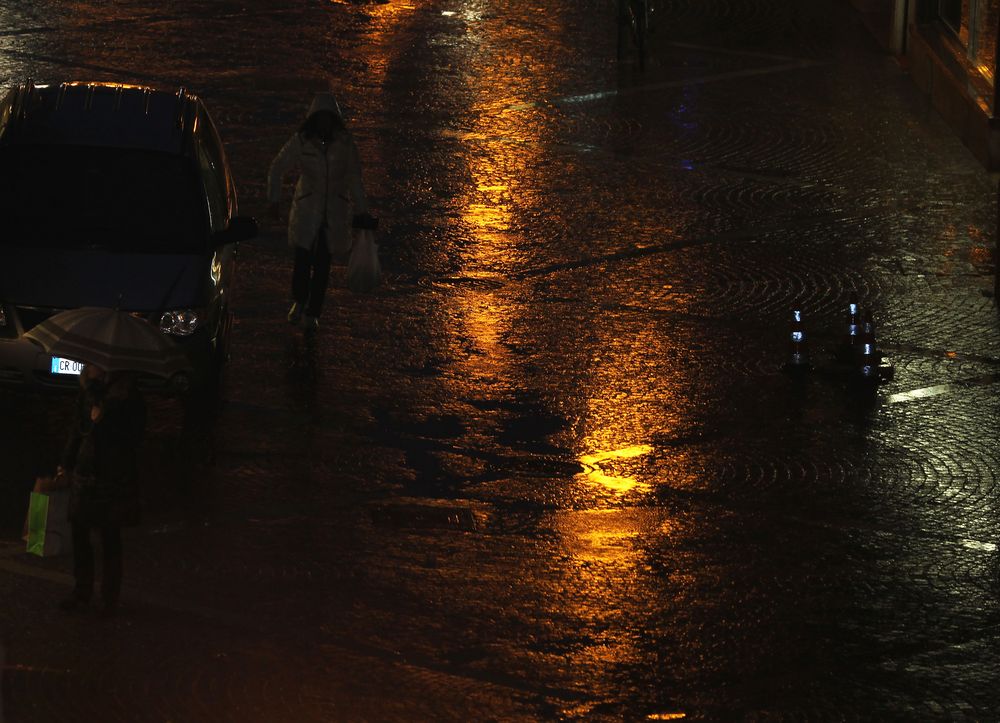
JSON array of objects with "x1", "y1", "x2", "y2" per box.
[{"x1": 159, "y1": 309, "x2": 202, "y2": 336}]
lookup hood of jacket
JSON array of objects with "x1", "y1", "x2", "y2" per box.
[{"x1": 307, "y1": 93, "x2": 342, "y2": 120}]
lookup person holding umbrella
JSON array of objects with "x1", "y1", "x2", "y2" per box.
[
  {"x1": 56, "y1": 364, "x2": 146, "y2": 616},
  {"x1": 24, "y1": 306, "x2": 188, "y2": 617}
]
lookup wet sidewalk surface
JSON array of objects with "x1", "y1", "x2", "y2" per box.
[{"x1": 1, "y1": 0, "x2": 999, "y2": 720}]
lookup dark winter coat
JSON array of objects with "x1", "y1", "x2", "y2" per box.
[{"x1": 62, "y1": 387, "x2": 147, "y2": 527}]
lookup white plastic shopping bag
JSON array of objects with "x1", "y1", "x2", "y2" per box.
[{"x1": 347, "y1": 229, "x2": 381, "y2": 293}]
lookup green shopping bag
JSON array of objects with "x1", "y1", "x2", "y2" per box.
[{"x1": 25, "y1": 490, "x2": 70, "y2": 557}]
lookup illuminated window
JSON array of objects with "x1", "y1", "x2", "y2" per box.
[
  {"x1": 974, "y1": 0, "x2": 999, "y2": 80},
  {"x1": 940, "y1": 0, "x2": 968, "y2": 41}
]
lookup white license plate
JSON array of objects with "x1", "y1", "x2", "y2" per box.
[{"x1": 50, "y1": 357, "x2": 84, "y2": 376}]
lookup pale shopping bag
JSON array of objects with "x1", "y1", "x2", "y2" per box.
[{"x1": 347, "y1": 228, "x2": 381, "y2": 293}]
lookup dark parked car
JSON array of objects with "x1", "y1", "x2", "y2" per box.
[{"x1": 0, "y1": 81, "x2": 256, "y2": 392}]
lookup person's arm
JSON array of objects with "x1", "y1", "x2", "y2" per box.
[
  {"x1": 122, "y1": 395, "x2": 147, "y2": 484},
  {"x1": 346, "y1": 135, "x2": 368, "y2": 215},
  {"x1": 107, "y1": 392, "x2": 146, "y2": 448},
  {"x1": 266, "y1": 134, "x2": 301, "y2": 211},
  {"x1": 130, "y1": 396, "x2": 147, "y2": 447},
  {"x1": 59, "y1": 394, "x2": 84, "y2": 475}
]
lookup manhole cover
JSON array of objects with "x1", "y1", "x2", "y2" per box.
[{"x1": 369, "y1": 500, "x2": 479, "y2": 531}]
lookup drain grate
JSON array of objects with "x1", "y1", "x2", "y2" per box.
[{"x1": 369, "y1": 501, "x2": 478, "y2": 531}]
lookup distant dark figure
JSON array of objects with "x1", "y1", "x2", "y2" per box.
[
  {"x1": 57, "y1": 365, "x2": 146, "y2": 617},
  {"x1": 267, "y1": 93, "x2": 372, "y2": 332},
  {"x1": 617, "y1": 0, "x2": 649, "y2": 65}
]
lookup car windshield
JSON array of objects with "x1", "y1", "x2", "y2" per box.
[{"x1": 0, "y1": 144, "x2": 208, "y2": 252}]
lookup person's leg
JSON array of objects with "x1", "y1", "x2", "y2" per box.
[
  {"x1": 60, "y1": 522, "x2": 93, "y2": 609},
  {"x1": 289, "y1": 246, "x2": 312, "y2": 323},
  {"x1": 99, "y1": 525, "x2": 123, "y2": 611},
  {"x1": 305, "y1": 238, "x2": 332, "y2": 321}
]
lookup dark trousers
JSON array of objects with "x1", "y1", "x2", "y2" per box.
[
  {"x1": 71, "y1": 522, "x2": 123, "y2": 606},
  {"x1": 292, "y1": 237, "x2": 332, "y2": 318}
]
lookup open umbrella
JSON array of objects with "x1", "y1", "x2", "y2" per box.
[{"x1": 24, "y1": 306, "x2": 191, "y2": 379}]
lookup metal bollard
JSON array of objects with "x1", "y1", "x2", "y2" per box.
[
  {"x1": 846, "y1": 294, "x2": 861, "y2": 347},
  {"x1": 857, "y1": 314, "x2": 879, "y2": 381},
  {"x1": 783, "y1": 305, "x2": 812, "y2": 372}
]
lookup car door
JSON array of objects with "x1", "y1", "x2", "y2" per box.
[{"x1": 193, "y1": 104, "x2": 238, "y2": 344}]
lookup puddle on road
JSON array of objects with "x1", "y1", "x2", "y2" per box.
[
  {"x1": 577, "y1": 444, "x2": 654, "y2": 494},
  {"x1": 960, "y1": 539, "x2": 997, "y2": 552},
  {"x1": 557, "y1": 507, "x2": 658, "y2": 566},
  {"x1": 884, "y1": 373, "x2": 1000, "y2": 404}
]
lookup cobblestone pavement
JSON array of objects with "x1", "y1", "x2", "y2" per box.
[{"x1": 1, "y1": 0, "x2": 1000, "y2": 720}]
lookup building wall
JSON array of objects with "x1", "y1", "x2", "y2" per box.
[{"x1": 906, "y1": 0, "x2": 1000, "y2": 170}]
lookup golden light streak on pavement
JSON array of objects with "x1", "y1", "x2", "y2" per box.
[
  {"x1": 577, "y1": 443, "x2": 654, "y2": 494},
  {"x1": 444, "y1": 0, "x2": 553, "y2": 382}
]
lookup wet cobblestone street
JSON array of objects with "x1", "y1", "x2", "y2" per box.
[{"x1": 1, "y1": 0, "x2": 1000, "y2": 720}]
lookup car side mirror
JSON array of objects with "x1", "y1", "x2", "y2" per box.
[{"x1": 212, "y1": 215, "x2": 258, "y2": 248}]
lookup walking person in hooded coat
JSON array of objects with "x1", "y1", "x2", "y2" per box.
[
  {"x1": 267, "y1": 93, "x2": 372, "y2": 331},
  {"x1": 57, "y1": 365, "x2": 146, "y2": 617}
]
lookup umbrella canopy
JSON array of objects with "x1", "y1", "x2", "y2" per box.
[{"x1": 24, "y1": 307, "x2": 192, "y2": 379}]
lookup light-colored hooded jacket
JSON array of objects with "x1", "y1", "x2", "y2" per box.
[{"x1": 267, "y1": 93, "x2": 368, "y2": 254}]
